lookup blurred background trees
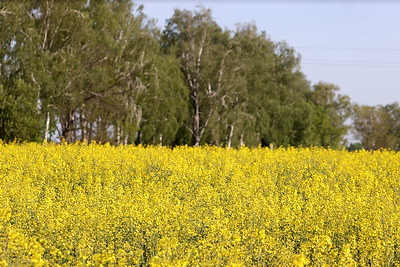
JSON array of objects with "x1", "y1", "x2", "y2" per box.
[
  {"x1": 352, "y1": 103, "x2": 400, "y2": 150},
  {"x1": 0, "y1": 1, "x2": 398, "y2": 149}
]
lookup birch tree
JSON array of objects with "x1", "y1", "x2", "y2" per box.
[
  {"x1": 309, "y1": 82, "x2": 351, "y2": 148},
  {"x1": 162, "y1": 7, "x2": 232, "y2": 146}
]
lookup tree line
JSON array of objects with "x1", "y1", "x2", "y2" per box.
[{"x1": 0, "y1": 0, "x2": 399, "y2": 150}]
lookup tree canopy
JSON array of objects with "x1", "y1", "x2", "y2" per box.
[{"x1": 0, "y1": 2, "x2": 397, "y2": 149}]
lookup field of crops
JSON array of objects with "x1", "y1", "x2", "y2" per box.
[{"x1": 0, "y1": 142, "x2": 400, "y2": 266}]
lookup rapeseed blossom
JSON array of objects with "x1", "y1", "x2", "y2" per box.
[{"x1": 0, "y1": 142, "x2": 399, "y2": 265}]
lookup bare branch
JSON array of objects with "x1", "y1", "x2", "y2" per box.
[
  {"x1": 0, "y1": 7, "x2": 11, "y2": 16},
  {"x1": 196, "y1": 29, "x2": 207, "y2": 69}
]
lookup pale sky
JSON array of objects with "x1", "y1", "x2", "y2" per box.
[{"x1": 136, "y1": 1, "x2": 400, "y2": 107}]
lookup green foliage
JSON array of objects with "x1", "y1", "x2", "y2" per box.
[
  {"x1": 138, "y1": 52, "x2": 189, "y2": 145},
  {"x1": 347, "y1": 142, "x2": 363, "y2": 151},
  {"x1": 307, "y1": 82, "x2": 351, "y2": 148},
  {"x1": 352, "y1": 103, "x2": 400, "y2": 150},
  {"x1": 0, "y1": 80, "x2": 43, "y2": 142},
  {"x1": 2, "y1": 2, "x2": 388, "y2": 149}
]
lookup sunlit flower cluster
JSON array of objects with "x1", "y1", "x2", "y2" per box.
[{"x1": 0, "y1": 142, "x2": 399, "y2": 266}]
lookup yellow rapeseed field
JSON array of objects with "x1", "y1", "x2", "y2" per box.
[{"x1": 0, "y1": 142, "x2": 400, "y2": 266}]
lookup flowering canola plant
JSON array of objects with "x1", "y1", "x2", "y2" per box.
[{"x1": 0, "y1": 142, "x2": 400, "y2": 266}]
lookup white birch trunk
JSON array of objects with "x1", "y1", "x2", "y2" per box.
[
  {"x1": 44, "y1": 112, "x2": 50, "y2": 142},
  {"x1": 227, "y1": 125, "x2": 234, "y2": 149}
]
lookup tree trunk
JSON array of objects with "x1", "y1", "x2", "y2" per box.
[
  {"x1": 227, "y1": 124, "x2": 234, "y2": 148},
  {"x1": 116, "y1": 123, "x2": 121, "y2": 145},
  {"x1": 240, "y1": 134, "x2": 244, "y2": 147},
  {"x1": 124, "y1": 133, "x2": 129, "y2": 145},
  {"x1": 192, "y1": 89, "x2": 201, "y2": 146},
  {"x1": 44, "y1": 112, "x2": 50, "y2": 142},
  {"x1": 80, "y1": 110, "x2": 87, "y2": 142},
  {"x1": 61, "y1": 110, "x2": 74, "y2": 143}
]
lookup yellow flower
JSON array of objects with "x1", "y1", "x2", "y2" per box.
[{"x1": 0, "y1": 142, "x2": 399, "y2": 265}]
